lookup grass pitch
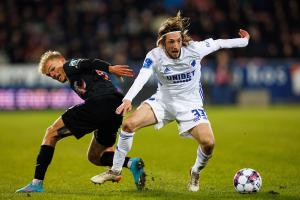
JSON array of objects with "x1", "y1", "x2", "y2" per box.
[{"x1": 0, "y1": 105, "x2": 299, "y2": 200}]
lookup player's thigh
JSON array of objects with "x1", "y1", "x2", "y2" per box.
[
  {"x1": 124, "y1": 103, "x2": 157, "y2": 130},
  {"x1": 190, "y1": 123, "x2": 215, "y2": 146},
  {"x1": 42, "y1": 116, "x2": 68, "y2": 144},
  {"x1": 95, "y1": 117, "x2": 121, "y2": 147}
]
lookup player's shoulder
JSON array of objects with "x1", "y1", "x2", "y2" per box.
[
  {"x1": 65, "y1": 58, "x2": 86, "y2": 68},
  {"x1": 185, "y1": 38, "x2": 216, "y2": 55},
  {"x1": 184, "y1": 41, "x2": 198, "y2": 51},
  {"x1": 142, "y1": 47, "x2": 165, "y2": 69},
  {"x1": 147, "y1": 47, "x2": 161, "y2": 56},
  {"x1": 188, "y1": 39, "x2": 214, "y2": 48},
  {"x1": 145, "y1": 47, "x2": 164, "y2": 61}
]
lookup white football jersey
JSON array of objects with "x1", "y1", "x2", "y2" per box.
[
  {"x1": 142, "y1": 39, "x2": 218, "y2": 106},
  {"x1": 124, "y1": 37, "x2": 248, "y2": 106}
]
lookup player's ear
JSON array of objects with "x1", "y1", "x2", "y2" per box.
[{"x1": 58, "y1": 56, "x2": 65, "y2": 63}]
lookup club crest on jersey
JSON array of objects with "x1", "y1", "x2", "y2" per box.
[
  {"x1": 143, "y1": 58, "x2": 153, "y2": 68},
  {"x1": 69, "y1": 59, "x2": 82, "y2": 68},
  {"x1": 190, "y1": 60, "x2": 196, "y2": 67}
]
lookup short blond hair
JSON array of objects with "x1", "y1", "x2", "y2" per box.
[
  {"x1": 38, "y1": 50, "x2": 63, "y2": 74},
  {"x1": 156, "y1": 11, "x2": 192, "y2": 47}
]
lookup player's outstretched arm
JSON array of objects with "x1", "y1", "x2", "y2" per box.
[
  {"x1": 109, "y1": 65, "x2": 134, "y2": 77},
  {"x1": 116, "y1": 99, "x2": 132, "y2": 115},
  {"x1": 214, "y1": 29, "x2": 250, "y2": 49}
]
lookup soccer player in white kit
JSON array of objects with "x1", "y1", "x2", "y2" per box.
[{"x1": 91, "y1": 12, "x2": 250, "y2": 192}]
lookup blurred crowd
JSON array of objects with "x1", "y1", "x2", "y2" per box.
[{"x1": 0, "y1": 0, "x2": 299, "y2": 64}]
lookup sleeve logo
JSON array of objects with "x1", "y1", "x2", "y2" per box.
[
  {"x1": 142, "y1": 58, "x2": 153, "y2": 68},
  {"x1": 69, "y1": 59, "x2": 82, "y2": 68},
  {"x1": 205, "y1": 41, "x2": 210, "y2": 47}
]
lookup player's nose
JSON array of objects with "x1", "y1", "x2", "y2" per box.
[
  {"x1": 173, "y1": 44, "x2": 180, "y2": 50},
  {"x1": 49, "y1": 71, "x2": 58, "y2": 79}
]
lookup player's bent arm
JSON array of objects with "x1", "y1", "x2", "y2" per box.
[
  {"x1": 115, "y1": 68, "x2": 153, "y2": 115},
  {"x1": 108, "y1": 65, "x2": 134, "y2": 77},
  {"x1": 123, "y1": 68, "x2": 153, "y2": 101}
]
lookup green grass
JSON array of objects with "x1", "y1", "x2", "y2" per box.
[{"x1": 0, "y1": 105, "x2": 300, "y2": 200}]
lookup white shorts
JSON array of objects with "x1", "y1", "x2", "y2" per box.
[{"x1": 144, "y1": 96, "x2": 210, "y2": 137}]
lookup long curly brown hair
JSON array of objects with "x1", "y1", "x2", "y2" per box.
[{"x1": 156, "y1": 11, "x2": 192, "y2": 47}]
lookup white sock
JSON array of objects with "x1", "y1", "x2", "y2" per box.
[
  {"x1": 127, "y1": 159, "x2": 133, "y2": 168},
  {"x1": 111, "y1": 129, "x2": 134, "y2": 172},
  {"x1": 32, "y1": 179, "x2": 43, "y2": 185},
  {"x1": 191, "y1": 146, "x2": 212, "y2": 174}
]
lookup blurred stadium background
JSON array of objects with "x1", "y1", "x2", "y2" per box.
[
  {"x1": 1, "y1": 1, "x2": 300, "y2": 199},
  {"x1": 0, "y1": 0, "x2": 300, "y2": 109}
]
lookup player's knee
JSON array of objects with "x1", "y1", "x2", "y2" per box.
[
  {"x1": 42, "y1": 126, "x2": 59, "y2": 145},
  {"x1": 201, "y1": 137, "x2": 215, "y2": 154},
  {"x1": 44, "y1": 126, "x2": 57, "y2": 140},
  {"x1": 122, "y1": 118, "x2": 137, "y2": 132}
]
